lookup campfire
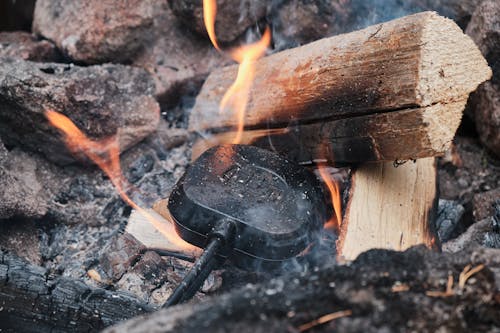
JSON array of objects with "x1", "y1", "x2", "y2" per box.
[{"x1": 1, "y1": 0, "x2": 499, "y2": 332}]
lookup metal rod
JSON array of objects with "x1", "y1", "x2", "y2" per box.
[{"x1": 163, "y1": 237, "x2": 223, "y2": 307}]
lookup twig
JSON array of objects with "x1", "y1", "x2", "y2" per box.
[
  {"x1": 297, "y1": 310, "x2": 352, "y2": 332},
  {"x1": 426, "y1": 274, "x2": 454, "y2": 297},
  {"x1": 458, "y1": 264, "x2": 484, "y2": 289}
]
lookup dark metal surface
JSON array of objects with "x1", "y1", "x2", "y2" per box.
[{"x1": 168, "y1": 144, "x2": 328, "y2": 264}]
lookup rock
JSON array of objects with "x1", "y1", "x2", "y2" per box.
[
  {"x1": 0, "y1": 32, "x2": 61, "y2": 62},
  {"x1": 466, "y1": 0, "x2": 500, "y2": 157},
  {"x1": 473, "y1": 188, "x2": 500, "y2": 221},
  {"x1": 169, "y1": 0, "x2": 267, "y2": 44},
  {"x1": 32, "y1": 0, "x2": 162, "y2": 63},
  {"x1": 443, "y1": 218, "x2": 492, "y2": 252},
  {"x1": 133, "y1": 5, "x2": 231, "y2": 107},
  {"x1": 0, "y1": 58, "x2": 160, "y2": 165},
  {"x1": 0, "y1": 143, "x2": 48, "y2": 220},
  {"x1": 271, "y1": 0, "x2": 353, "y2": 50}
]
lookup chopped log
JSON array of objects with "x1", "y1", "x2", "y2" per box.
[
  {"x1": 192, "y1": 100, "x2": 466, "y2": 164},
  {"x1": 0, "y1": 251, "x2": 151, "y2": 333},
  {"x1": 189, "y1": 11, "x2": 491, "y2": 164},
  {"x1": 337, "y1": 158, "x2": 439, "y2": 261}
]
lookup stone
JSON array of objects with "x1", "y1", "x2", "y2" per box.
[
  {"x1": 32, "y1": 0, "x2": 162, "y2": 64},
  {"x1": 0, "y1": 58, "x2": 160, "y2": 165},
  {"x1": 169, "y1": 0, "x2": 267, "y2": 44},
  {"x1": 0, "y1": 142, "x2": 48, "y2": 220},
  {"x1": 466, "y1": 0, "x2": 500, "y2": 157},
  {"x1": 473, "y1": 188, "x2": 500, "y2": 221},
  {"x1": 0, "y1": 32, "x2": 61, "y2": 62},
  {"x1": 133, "y1": 5, "x2": 231, "y2": 107}
]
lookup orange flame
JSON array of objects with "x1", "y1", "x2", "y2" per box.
[
  {"x1": 203, "y1": 0, "x2": 271, "y2": 144},
  {"x1": 318, "y1": 165, "x2": 342, "y2": 232},
  {"x1": 45, "y1": 110, "x2": 200, "y2": 254}
]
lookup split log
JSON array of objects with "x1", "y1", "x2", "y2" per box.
[
  {"x1": 0, "y1": 251, "x2": 151, "y2": 333},
  {"x1": 337, "y1": 158, "x2": 439, "y2": 261},
  {"x1": 189, "y1": 11, "x2": 491, "y2": 165},
  {"x1": 192, "y1": 100, "x2": 466, "y2": 164}
]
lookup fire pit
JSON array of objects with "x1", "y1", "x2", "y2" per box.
[{"x1": 1, "y1": 0, "x2": 499, "y2": 332}]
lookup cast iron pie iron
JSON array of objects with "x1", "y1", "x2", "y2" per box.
[{"x1": 163, "y1": 144, "x2": 328, "y2": 307}]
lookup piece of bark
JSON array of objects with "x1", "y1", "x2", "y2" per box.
[
  {"x1": 189, "y1": 12, "x2": 490, "y2": 163},
  {"x1": 192, "y1": 100, "x2": 467, "y2": 164},
  {"x1": 0, "y1": 251, "x2": 151, "y2": 333},
  {"x1": 337, "y1": 158, "x2": 438, "y2": 261}
]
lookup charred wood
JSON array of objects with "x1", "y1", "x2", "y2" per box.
[{"x1": 0, "y1": 251, "x2": 151, "y2": 333}]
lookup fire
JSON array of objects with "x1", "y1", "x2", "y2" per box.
[
  {"x1": 202, "y1": 0, "x2": 271, "y2": 144},
  {"x1": 45, "y1": 110, "x2": 200, "y2": 254},
  {"x1": 318, "y1": 165, "x2": 342, "y2": 232}
]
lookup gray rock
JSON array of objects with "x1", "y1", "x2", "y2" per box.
[
  {"x1": 466, "y1": 0, "x2": 500, "y2": 157},
  {"x1": 169, "y1": 0, "x2": 267, "y2": 44},
  {"x1": 0, "y1": 58, "x2": 160, "y2": 165},
  {"x1": 0, "y1": 142, "x2": 48, "y2": 220},
  {"x1": 0, "y1": 32, "x2": 61, "y2": 62},
  {"x1": 133, "y1": 5, "x2": 231, "y2": 107},
  {"x1": 32, "y1": 0, "x2": 162, "y2": 63}
]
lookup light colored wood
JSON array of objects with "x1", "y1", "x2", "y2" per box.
[
  {"x1": 189, "y1": 11, "x2": 491, "y2": 133},
  {"x1": 126, "y1": 199, "x2": 201, "y2": 255},
  {"x1": 337, "y1": 158, "x2": 438, "y2": 261},
  {"x1": 192, "y1": 100, "x2": 466, "y2": 164}
]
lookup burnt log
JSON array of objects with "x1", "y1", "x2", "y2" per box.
[
  {"x1": 189, "y1": 12, "x2": 491, "y2": 165},
  {"x1": 105, "y1": 246, "x2": 500, "y2": 333},
  {"x1": 0, "y1": 251, "x2": 152, "y2": 333}
]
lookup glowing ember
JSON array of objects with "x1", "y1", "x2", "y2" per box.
[
  {"x1": 45, "y1": 110, "x2": 200, "y2": 254},
  {"x1": 318, "y1": 165, "x2": 342, "y2": 232},
  {"x1": 203, "y1": 0, "x2": 271, "y2": 144}
]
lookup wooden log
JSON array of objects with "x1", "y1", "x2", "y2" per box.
[
  {"x1": 337, "y1": 158, "x2": 439, "y2": 261},
  {"x1": 189, "y1": 11, "x2": 491, "y2": 164},
  {"x1": 0, "y1": 251, "x2": 151, "y2": 333},
  {"x1": 192, "y1": 100, "x2": 466, "y2": 164}
]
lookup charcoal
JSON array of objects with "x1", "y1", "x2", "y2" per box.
[
  {"x1": 106, "y1": 246, "x2": 500, "y2": 333},
  {"x1": 435, "y1": 199, "x2": 465, "y2": 242},
  {"x1": 0, "y1": 32, "x2": 61, "y2": 62},
  {"x1": 32, "y1": 0, "x2": 163, "y2": 64},
  {"x1": 168, "y1": 0, "x2": 267, "y2": 44},
  {"x1": 0, "y1": 58, "x2": 160, "y2": 165},
  {"x1": 133, "y1": 5, "x2": 231, "y2": 107},
  {"x1": 0, "y1": 251, "x2": 151, "y2": 333},
  {"x1": 443, "y1": 218, "x2": 493, "y2": 252},
  {"x1": 466, "y1": 0, "x2": 500, "y2": 157}
]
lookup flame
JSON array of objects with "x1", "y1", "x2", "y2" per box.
[
  {"x1": 45, "y1": 110, "x2": 200, "y2": 254},
  {"x1": 318, "y1": 165, "x2": 342, "y2": 233},
  {"x1": 203, "y1": 0, "x2": 271, "y2": 144}
]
